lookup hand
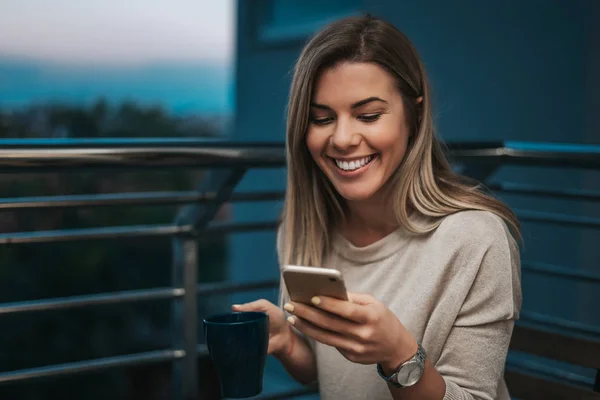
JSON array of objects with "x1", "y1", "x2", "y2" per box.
[
  {"x1": 232, "y1": 300, "x2": 295, "y2": 359},
  {"x1": 284, "y1": 292, "x2": 417, "y2": 373}
]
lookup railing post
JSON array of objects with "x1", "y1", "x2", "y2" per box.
[
  {"x1": 172, "y1": 235, "x2": 199, "y2": 400},
  {"x1": 171, "y1": 168, "x2": 246, "y2": 400}
]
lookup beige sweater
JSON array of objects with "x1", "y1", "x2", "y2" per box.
[{"x1": 279, "y1": 210, "x2": 522, "y2": 400}]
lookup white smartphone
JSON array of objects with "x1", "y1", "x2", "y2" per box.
[{"x1": 282, "y1": 265, "x2": 348, "y2": 304}]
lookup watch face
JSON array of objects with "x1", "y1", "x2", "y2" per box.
[{"x1": 396, "y1": 361, "x2": 423, "y2": 387}]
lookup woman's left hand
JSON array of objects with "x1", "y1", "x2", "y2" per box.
[{"x1": 284, "y1": 293, "x2": 418, "y2": 372}]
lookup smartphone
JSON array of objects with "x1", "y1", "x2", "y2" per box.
[{"x1": 282, "y1": 265, "x2": 348, "y2": 304}]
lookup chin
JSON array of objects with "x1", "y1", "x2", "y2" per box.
[{"x1": 335, "y1": 188, "x2": 378, "y2": 202}]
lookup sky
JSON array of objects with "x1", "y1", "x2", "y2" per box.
[{"x1": 0, "y1": 0, "x2": 234, "y2": 67}]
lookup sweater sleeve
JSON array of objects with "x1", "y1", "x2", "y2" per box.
[{"x1": 437, "y1": 219, "x2": 522, "y2": 400}]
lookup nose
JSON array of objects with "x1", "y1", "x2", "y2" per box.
[{"x1": 330, "y1": 120, "x2": 360, "y2": 151}]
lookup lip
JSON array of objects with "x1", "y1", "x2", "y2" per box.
[{"x1": 328, "y1": 154, "x2": 378, "y2": 178}]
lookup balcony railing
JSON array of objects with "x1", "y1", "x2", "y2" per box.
[{"x1": 0, "y1": 138, "x2": 598, "y2": 399}]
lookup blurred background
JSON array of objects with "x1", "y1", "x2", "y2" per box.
[
  {"x1": 0, "y1": 1, "x2": 236, "y2": 399},
  {"x1": 0, "y1": 0, "x2": 598, "y2": 399}
]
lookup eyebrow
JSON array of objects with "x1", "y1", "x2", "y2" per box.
[{"x1": 310, "y1": 96, "x2": 388, "y2": 110}]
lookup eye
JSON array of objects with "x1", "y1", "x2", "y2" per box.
[
  {"x1": 358, "y1": 113, "x2": 382, "y2": 123},
  {"x1": 310, "y1": 116, "x2": 334, "y2": 126}
]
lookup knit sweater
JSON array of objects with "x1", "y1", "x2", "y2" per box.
[{"x1": 278, "y1": 210, "x2": 522, "y2": 400}]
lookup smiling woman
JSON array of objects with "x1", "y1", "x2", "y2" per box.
[
  {"x1": 233, "y1": 13, "x2": 522, "y2": 400},
  {"x1": 306, "y1": 63, "x2": 412, "y2": 205}
]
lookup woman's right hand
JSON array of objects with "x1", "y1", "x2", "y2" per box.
[
  {"x1": 232, "y1": 299, "x2": 294, "y2": 359},
  {"x1": 233, "y1": 299, "x2": 317, "y2": 385}
]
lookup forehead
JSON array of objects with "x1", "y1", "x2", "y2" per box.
[{"x1": 312, "y1": 62, "x2": 397, "y2": 105}]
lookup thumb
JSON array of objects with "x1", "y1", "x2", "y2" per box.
[
  {"x1": 232, "y1": 299, "x2": 270, "y2": 312},
  {"x1": 347, "y1": 292, "x2": 375, "y2": 305}
]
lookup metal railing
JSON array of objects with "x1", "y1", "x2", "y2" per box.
[
  {"x1": 0, "y1": 138, "x2": 598, "y2": 399},
  {"x1": 0, "y1": 139, "x2": 289, "y2": 400}
]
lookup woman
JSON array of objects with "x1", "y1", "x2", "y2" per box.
[{"x1": 233, "y1": 14, "x2": 521, "y2": 400}]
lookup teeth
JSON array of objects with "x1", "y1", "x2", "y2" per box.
[{"x1": 334, "y1": 155, "x2": 373, "y2": 171}]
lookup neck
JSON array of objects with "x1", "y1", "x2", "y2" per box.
[{"x1": 342, "y1": 194, "x2": 399, "y2": 247}]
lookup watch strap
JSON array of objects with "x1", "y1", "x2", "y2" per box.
[{"x1": 376, "y1": 341, "x2": 426, "y2": 388}]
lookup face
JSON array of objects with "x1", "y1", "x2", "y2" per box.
[{"x1": 306, "y1": 62, "x2": 410, "y2": 206}]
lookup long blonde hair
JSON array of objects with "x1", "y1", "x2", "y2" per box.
[{"x1": 280, "y1": 14, "x2": 521, "y2": 267}]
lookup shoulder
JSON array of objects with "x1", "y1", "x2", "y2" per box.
[
  {"x1": 432, "y1": 210, "x2": 521, "y2": 288},
  {"x1": 423, "y1": 210, "x2": 520, "y2": 276},
  {"x1": 434, "y1": 210, "x2": 514, "y2": 249},
  {"x1": 434, "y1": 212, "x2": 522, "y2": 321}
]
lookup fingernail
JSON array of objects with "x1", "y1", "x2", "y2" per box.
[
  {"x1": 232, "y1": 304, "x2": 240, "y2": 309},
  {"x1": 283, "y1": 303, "x2": 294, "y2": 313},
  {"x1": 311, "y1": 296, "x2": 321, "y2": 306},
  {"x1": 287, "y1": 316, "x2": 296, "y2": 325}
]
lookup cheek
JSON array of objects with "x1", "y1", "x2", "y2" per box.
[
  {"x1": 386, "y1": 138, "x2": 409, "y2": 171},
  {"x1": 376, "y1": 119, "x2": 410, "y2": 154}
]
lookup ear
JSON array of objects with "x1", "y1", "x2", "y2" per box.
[{"x1": 416, "y1": 96, "x2": 423, "y2": 104}]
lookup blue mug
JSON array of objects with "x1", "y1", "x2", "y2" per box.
[{"x1": 203, "y1": 311, "x2": 269, "y2": 398}]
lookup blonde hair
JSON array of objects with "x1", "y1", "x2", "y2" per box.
[{"x1": 280, "y1": 14, "x2": 521, "y2": 267}]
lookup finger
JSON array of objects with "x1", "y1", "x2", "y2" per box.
[
  {"x1": 232, "y1": 299, "x2": 271, "y2": 312},
  {"x1": 347, "y1": 292, "x2": 375, "y2": 305},
  {"x1": 287, "y1": 301, "x2": 359, "y2": 336},
  {"x1": 288, "y1": 315, "x2": 354, "y2": 351},
  {"x1": 308, "y1": 294, "x2": 369, "y2": 323}
]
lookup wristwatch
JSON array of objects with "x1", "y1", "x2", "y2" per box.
[{"x1": 376, "y1": 341, "x2": 426, "y2": 388}]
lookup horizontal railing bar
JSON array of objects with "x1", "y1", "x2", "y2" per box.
[
  {"x1": 0, "y1": 191, "x2": 199, "y2": 210},
  {"x1": 0, "y1": 224, "x2": 191, "y2": 245},
  {"x1": 506, "y1": 356, "x2": 595, "y2": 387},
  {"x1": 489, "y1": 182, "x2": 600, "y2": 202},
  {"x1": 197, "y1": 279, "x2": 279, "y2": 296},
  {"x1": 0, "y1": 138, "x2": 286, "y2": 148},
  {"x1": 0, "y1": 146, "x2": 286, "y2": 171},
  {"x1": 449, "y1": 140, "x2": 600, "y2": 156},
  {"x1": 0, "y1": 349, "x2": 184, "y2": 384},
  {"x1": 450, "y1": 141, "x2": 600, "y2": 169},
  {"x1": 0, "y1": 278, "x2": 277, "y2": 318},
  {"x1": 520, "y1": 310, "x2": 600, "y2": 339},
  {"x1": 229, "y1": 191, "x2": 284, "y2": 203},
  {"x1": 6, "y1": 139, "x2": 599, "y2": 156},
  {"x1": 522, "y1": 261, "x2": 600, "y2": 283},
  {"x1": 510, "y1": 324, "x2": 600, "y2": 369},
  {"x1": 0, "y1": 190, "x2": 285, "y2": 211},
  {"x1": 0, "y1": 139, "x2": 598, "y2": 170},
  {"x1": 0, "y1": 220, "x2": 278, "y2": 245},
  {"x1": 5, "y1": 210, "x2": 594, "y2": 245},
  {"x1": 1, "y1": 210, "x2": 594, "y2": 246},
  {"x1": 504, "y1": 368, "x2": 600, "y2": 400},
  {"x1": 204, "y1": 220, "x2": 279, "y2": 235},
  {"x1": 515, "y1": 209, "x2": 600, "y2": 229},
  {"x1": 2, "y1": 210, "x2": 596, "y2": 245},
  {"x1": 0, "y1": 287, "x2": 184, "y2": 316}
]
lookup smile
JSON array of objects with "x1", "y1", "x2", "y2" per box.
[{"x1": 331, "y1": 154, "x2": 376, "y2": 172}]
